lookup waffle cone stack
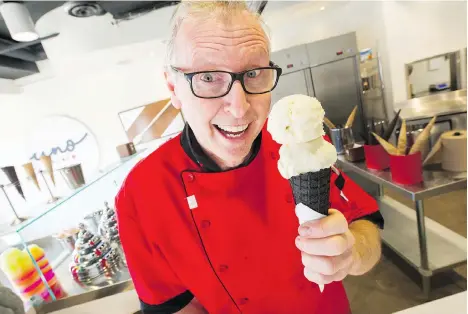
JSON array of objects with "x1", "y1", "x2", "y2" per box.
[
  {"x1": 371, "y1": 116, "x2": 436, "y2": 158},
  {"x1": 40, "y1": 155, "x2": 55, "y2": 186},
  {"x1": 23, "y1": 162, "x2": 40, "y2": 191},
  {"x1": 289, "y1": 168, "x2": 331, "y2": 216}
]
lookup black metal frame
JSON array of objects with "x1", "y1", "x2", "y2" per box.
[{"x1": 171, "y1": 61, "x2": 283, "y2": 99}]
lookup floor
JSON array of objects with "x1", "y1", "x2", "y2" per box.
[{"x1": 343, "y1": 189, "x2": 467, "y2": 314}]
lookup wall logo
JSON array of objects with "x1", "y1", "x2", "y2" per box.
[
  {"x1": 29, "y1": 133, "x2": 89, "y2": 161},
  {"x1": 26, "y1": 116, "x2": 100, "y2": 179}
]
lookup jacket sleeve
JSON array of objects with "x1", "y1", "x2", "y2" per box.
[
  {"x1": 330, "y1": 170, "x2": 383, "y2": 228},
  {"x1": 324, "y1": 134, "x2": 384, "y2": 228},
  {"x1": 115, "y1": 178, "x2": 193, "y2": 312}
]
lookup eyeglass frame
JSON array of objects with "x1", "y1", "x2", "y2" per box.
[{"x1": 170, "y1": 61, "x2": 283, "y2": 99}]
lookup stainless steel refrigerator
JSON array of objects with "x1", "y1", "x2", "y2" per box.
[{"x1": 271, "y1": 32, "x2": 369, "y2": 140}]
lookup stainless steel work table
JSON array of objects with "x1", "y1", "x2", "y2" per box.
[{"x1": 337, "y1": 156, "x2": 467, "y2": 297}]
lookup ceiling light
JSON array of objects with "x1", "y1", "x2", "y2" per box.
[
  {"x1": 320, "y1": 6, "x2": 326, "y2": 11},
  {"x1": 0, "y1": 2, "x2": 39, "y2": 42}
]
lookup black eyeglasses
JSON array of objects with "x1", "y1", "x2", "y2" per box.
[{"x1": 170, "y1": 61, "x2": 283, "y2": 99}]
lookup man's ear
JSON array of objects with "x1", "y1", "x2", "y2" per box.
[{"x1": 164, "y1": 71, "x2": 182, "y2": 110}]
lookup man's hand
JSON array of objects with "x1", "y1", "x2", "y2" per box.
[{"x1": 295, "y1": 209, "x2": 357, "y2": 286}]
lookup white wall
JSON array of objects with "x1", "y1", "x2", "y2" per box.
[
  {"x1": 263, "y1": 1, "x2": 385, "y2": 54},
  {"x1": 0, "y1": 40, "x2": 170, "y2": 169},
  {"x1": 263, "y1": 0, "x2": 396, "y2": 117},
  {"x1": 263, "y1": 0, "x2": 467, "y2": 116},
  {"x1": 382, "y1": 1, "x2": 467, "y2": 105}
]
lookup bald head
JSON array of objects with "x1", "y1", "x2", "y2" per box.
[
  {"x1": 164, "y1": 1, "x2": 274, "y2": 170},
  {"x1": 166, "y1": 0, "x2": 270, "y2": 66}
]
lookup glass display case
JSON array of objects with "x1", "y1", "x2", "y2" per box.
[{"x1": 0, "y1": 143, "x2": 157, "y2": 310}]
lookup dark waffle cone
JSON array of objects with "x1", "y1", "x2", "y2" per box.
[{"x1": 289, "y1": 168, "x2": 331, "y2": 216}]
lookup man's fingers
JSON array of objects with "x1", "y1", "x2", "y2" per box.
[
  {"x1": 296, "y1": 231, "x2": 354, "y2": 256},
  {"x1": 298, "y1": 209, "x2": 348, "y2": 238},
  {"x1": 301, "y1": 249, "x2": 354, "y2": 276},
  {"x1": 303, "y1": 267, "x2": 349, "y2": 285}
]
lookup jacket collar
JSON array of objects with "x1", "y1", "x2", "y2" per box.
[{"x1": 180, "y1": 123, "x2": 262, "y2": 173}]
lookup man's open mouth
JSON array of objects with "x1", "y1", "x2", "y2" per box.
[{"x1": 214, "y1": 124, "x2": 249, "y2": 138}]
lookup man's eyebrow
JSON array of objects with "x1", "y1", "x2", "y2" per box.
[{"x1": 177, "y1": 60, "x2": 270, "y2": 73}]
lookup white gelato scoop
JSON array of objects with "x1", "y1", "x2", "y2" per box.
[
  {"x1": 268, "y1": 94, "x2": 325, "y2": 145},
  {"x1": 278, "y1": 138, "x2": 337, "y2": 179}
]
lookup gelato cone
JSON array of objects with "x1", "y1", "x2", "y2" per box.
[
  {"x1": 269, "y1": 95, "x2": 336, "y2": 214},
  {"x1": 23, "y1": 162, "x2": 40, "y2": 191},
  {"x1": 269, "y1": 94, "x2": 337, "y2": 293},
  {"x1": 40, "y1": 155, "x2": 55, "y2": 186}
]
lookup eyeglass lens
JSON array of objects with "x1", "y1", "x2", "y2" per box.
[{"x1": 191, "y1": 69, "x2": 278, "y2": 98}]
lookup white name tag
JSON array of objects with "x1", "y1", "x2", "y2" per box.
[{"x1": 187, "y1": 195, "x2": 198, "y2": 210}]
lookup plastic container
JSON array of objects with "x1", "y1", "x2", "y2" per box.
[
  {"x1": 389, "y1": 152, "x2": 423, "y2": 185},
  {"x1": 364, "y1": 145, "x2": 390, "y2": 170},
  {"x1": 360, "y1": 48, "x2": 372, "y2": 62}
]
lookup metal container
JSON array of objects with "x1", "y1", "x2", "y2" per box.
[
  {"x1": 116, "y1": 142, "x2": 136, "y2": 159},
  {"x1": 83, "y1": 210, "x2": 103, "y2": 234},
  {"x1": 59, "y1": 164, "x2": 85, "y2": 190},
  {"x1": 345, "y1": 145, "x2": 365, "y2": 162},
  {"x1": 70, "y1": 223, "x2": 121, "y2": 285},
  {"x1": 330, "y1": 127, "x2": 355, "y2": 155}
]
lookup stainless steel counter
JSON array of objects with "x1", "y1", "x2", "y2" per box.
[
  {"x1": 337, "y1": 156, "x2": 467, "y2": 201},
  {"x1": 394, "y1": 89, "x2": 467, "y2": 122},
  {"x1": 337, "y1": 156, "x2": 467, "y2": 298},
  {"x1": 34, "y1": 279, "x2": 135, "y2": 314}
]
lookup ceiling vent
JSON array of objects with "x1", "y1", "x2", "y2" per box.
[{"x1": 63, "y1": 1, "x2": 106, "y2": 18}]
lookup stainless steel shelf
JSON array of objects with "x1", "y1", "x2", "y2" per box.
[
  {"x1": 337, "y1": 156, "x2": 467, "y2": 201},
  {"x1": 55, "y1": 252, "x2": 131, "y2": 298},
  {"x1": 379, "y1": 196, "x2": 467, "y2": 272},
  {"x1": 337, "y1": 155, "x2": 467, "y2": 297},
  {"x1": 33, "y1": 252, "x2": 133, "y2": 313}
]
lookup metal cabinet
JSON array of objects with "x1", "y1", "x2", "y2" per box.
[
  {"x1": 270, "y1": 32, "x2": 367, "y2": 139},
  {"x1": 271, "y1": 45, "x2": 310, "y2": 75},
  {"x1": 306, "y1": 32, "x2": 358, "y2": 66},
  {"x1": 271, "y1": 70, "x2": 314, "y2": 106},
  {"x1": 310, "y1": 57, "x2": 364, "y2": 136}
]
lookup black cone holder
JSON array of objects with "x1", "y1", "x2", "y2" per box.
[
  {"x1": 39, "y1": 170, "x2": 59, "y2": 203},
  {"x1": 0, "y1": 184, "x2": 28, "y2": 226}
]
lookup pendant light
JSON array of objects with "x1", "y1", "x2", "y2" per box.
[{"x1": 0, "y1": 2, "x2": 39, "y2": 42}]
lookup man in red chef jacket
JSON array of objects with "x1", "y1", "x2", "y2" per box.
[{"x1": 116, "y1": 1, "x2": 384, "y2": 313}]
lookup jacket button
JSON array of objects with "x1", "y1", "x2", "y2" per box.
[
  {"x1": 239, "y1": 297, "x2": 249, "y2": 305},
  {"x1": 285, "y1": 194, "x2": 293, "y2": 203},
  {"x1": 187, "y1": 173, "x2": 195, "y2": 182},
  {"x1": 219, "y1": 264, "x2": 229, "y2": 272},
  {"x1": 201, "y1": 220, "x2": 211, "y2": 229}
]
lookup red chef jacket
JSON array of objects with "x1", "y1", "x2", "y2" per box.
[{"x1": 116, "y1": 124, "x2": 382, "y2": 314}]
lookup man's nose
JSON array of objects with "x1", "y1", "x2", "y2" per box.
[{"x1": 224, "y1": 82, "x2": 250, "y2": 118}]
